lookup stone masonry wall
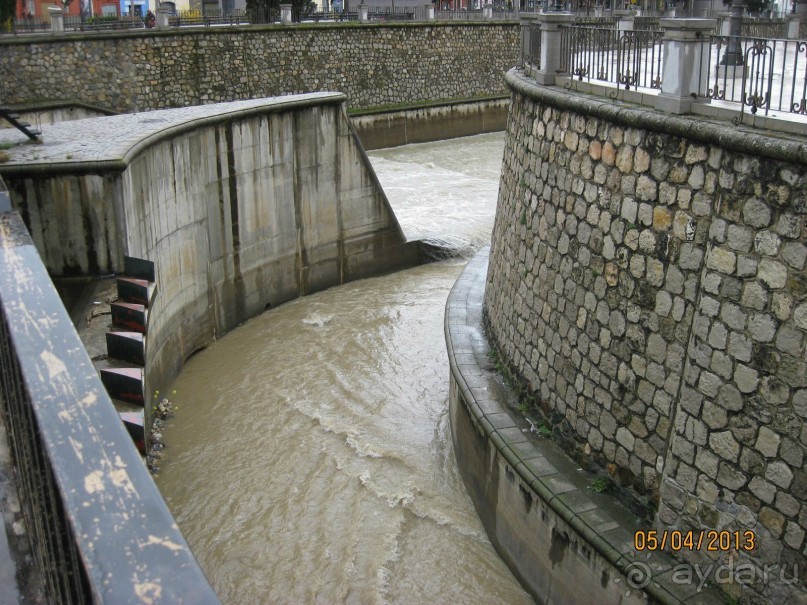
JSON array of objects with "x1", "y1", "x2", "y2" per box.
[
  {"x1": 485, "y1": 71, "x2": 806, "y2": 602},
  {"x1": 0, "y1": 23, "x2": 517, "y2": 112}
]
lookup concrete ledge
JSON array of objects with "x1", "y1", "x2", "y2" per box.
[
  {"x1": 0, "y1": 93, "x2": 346, "y2": 177},
  {"x1": 445, "y1": 247, "x2": 723, "y2": 605}
]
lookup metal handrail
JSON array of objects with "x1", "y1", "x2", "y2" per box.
[{"x1": 0, "y1": 204, "x2": 220, "y2": 604}]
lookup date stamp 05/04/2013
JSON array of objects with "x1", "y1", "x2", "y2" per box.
[{"x1": 634, "y1": 530, "x2": 757, "y2": 553}]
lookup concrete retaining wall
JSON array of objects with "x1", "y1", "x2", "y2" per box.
[
  {"x1": 0, "y1": 23, "x2": 518, "y2": 113},
  {"x1": 0, "y1": 93, "x2": 418, "y2": 411},
  {"x1": 484, "y1": 69, "x2": 807, "y2": 603},
  {"x1": 351, "y1": 97, "x2": 510, "y2": 150}
]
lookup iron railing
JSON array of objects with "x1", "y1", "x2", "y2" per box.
[
  {"x1": 526, "y1": 21, "x2": 542, "y2": 69},
  {"x1": 170, "y1": 8, "x2": 279, "y2": 26},
  {"x1": 560, "y1": 25, "x2": 663, "y2": 90},
  {"x1": 12, "y1": 15, "x2": 146, "y2": 32},
  {"x1": 704, "y1": 35, "x2": 807, "y2": 120},
  {"x1": 367, "y1": 6, "x2": 421, "y2": 21},
  {"x1": 0, "y1": 198, "x2": 219, "y2": 604},
  {"x1": 740, "y1": 17, "x2": 787, "y2": 39}
]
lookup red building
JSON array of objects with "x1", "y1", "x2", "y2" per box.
[{"x1": 18, "y1": 0, "x2": 121, "y2": 18}]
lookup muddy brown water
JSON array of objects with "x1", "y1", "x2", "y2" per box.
[{"x1": 156, "y1": 133, "x2": 534, "y2": 604}]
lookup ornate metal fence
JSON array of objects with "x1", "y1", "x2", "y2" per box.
[
  {"x1": 705, "y1": 35, "x2": 807, "y2": 119},
  {"x1": 0, "y1": 197, "x2": 220, "y2": 604},
  {"x1": 560, "y1": 25, "x2": 663, "y2": 90}
]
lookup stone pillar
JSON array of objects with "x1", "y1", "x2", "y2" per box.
[
  {"x1": 425, "y1": 3, "x2": 435, "y2": 20},
  {"x1": 358, "y1": 2, "x2": 369, "y2": 22},
  {"x1": 531, "y1": 12, "x2": 574, "y2": 86},
  {"x1": 618, "y1": 15, "x2": 634, "y2": 36},
  {"x1": 156, "y1": 8, "x2": 170, "y2": 28},
  {"x1": 787, "y1": 14, "x2": 801, "y2": 39},
  {"x1": 280, "y1": 3, "x2": 292, "y2": 24},
  {"x1": 716, "y1": 10, "x2": 731, "y2": 36},
  {"x1": 656, "y1": 18, "x2": 716, "y2": 114},
  {"x1": 48, "y1": 7, "x2": 64, "y2": 33},
  {"x1": 483, "y1": 3, "x2": 493, "y2": 18}
]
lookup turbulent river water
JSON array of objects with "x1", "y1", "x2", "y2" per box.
[{"x1": 155, "y1": 133, "x2": 534, "y2": 604}]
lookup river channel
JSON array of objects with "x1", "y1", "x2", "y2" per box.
[{"x1": 155, "y1": 133, "x2": 533, "y2": 604}]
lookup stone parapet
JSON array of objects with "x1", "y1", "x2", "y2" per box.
[{"x1": 0, "y1": 23, "x2": 518, "y2": 112}]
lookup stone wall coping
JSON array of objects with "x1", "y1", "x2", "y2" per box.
[
  {"x1": 505, "y1": 68, "x2": 807, "y2": 167},
  {"x1": 0, "y1": 20, "x2": 518, "y2": 47},
  {"x1": 658, "y1": 18, "x2": 717, "y2": 30},
  {"x1": 445, "y1": 246, "x2": 724, "y2": 605},
  {"x1": 347, "y1": 94, "x2": 510, "y2": 117},
  {"x1": 0, "y1": 92, "x2": 345, "y2": 178}
]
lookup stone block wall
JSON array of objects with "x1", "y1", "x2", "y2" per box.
[
  {"x1": 486, "y1": 70, "x2": 806, "y2": 602},
  {"x1": 0, "y1": 23, "x2": 517, "y2": 112}
]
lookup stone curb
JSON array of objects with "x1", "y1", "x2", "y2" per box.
[
  {"x1": 505, "y1": 68, "x2": 807, "y2": 167},
  {"x1": 445, "y1": 247, "x2": 724, "y2": 605}
]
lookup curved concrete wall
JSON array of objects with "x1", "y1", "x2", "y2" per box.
[
  {"x1": 484, "y1": 69, "x2": 807, "y2": 603},
  {"x1": 0, "y1": 93, "x2": 418, "y2": 408}
]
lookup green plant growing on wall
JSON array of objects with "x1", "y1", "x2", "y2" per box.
[
  {"x1": 519, "y1": 210, "x2": 527, "y2": 225},
  {"x1": 588, "y1": 477, "x2": 610, "y2": 493},
  {"x1": 488, "y1": 350, "x2": 505, "y2": 374},
  {"x1": 537, "y1": 423, "x2": 551, "y2": 437}
]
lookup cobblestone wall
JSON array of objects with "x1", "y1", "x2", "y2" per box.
[
  {"x1": 486, "y1": 71, "x2": 807, "y2": 602},
  {"x1": 0, "y1": 23, "x2": 517, "y2": 112}
]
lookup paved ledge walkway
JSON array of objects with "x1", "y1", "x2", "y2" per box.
[
  {"x1": 0, "y1": 92, "x2": 343, "y2": 169},
  {"x1": 445, "y1": 247, "x2": 724, "y2": 605}
]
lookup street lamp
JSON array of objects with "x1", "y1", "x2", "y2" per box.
[{"x1": 720, "y1": 0, "x2": 744, "y2": 66}]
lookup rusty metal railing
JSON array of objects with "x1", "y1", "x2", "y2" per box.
[{"x1": 0, "y1": 188, "x2": 219, "y2": 604}]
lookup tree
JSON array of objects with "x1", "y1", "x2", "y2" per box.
[
  {"x1": 1, "y1": 0, "x2": 14, "y2": 30},
  {"x1": 722, "y1": 0, "x2": 772, "y2": 13},
  {"x1": 246, "y1": 0, "x2": 314, "y2": 22},
  {"x1": 744, "y1": 0, "x2": 771, "y2": 12}
]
